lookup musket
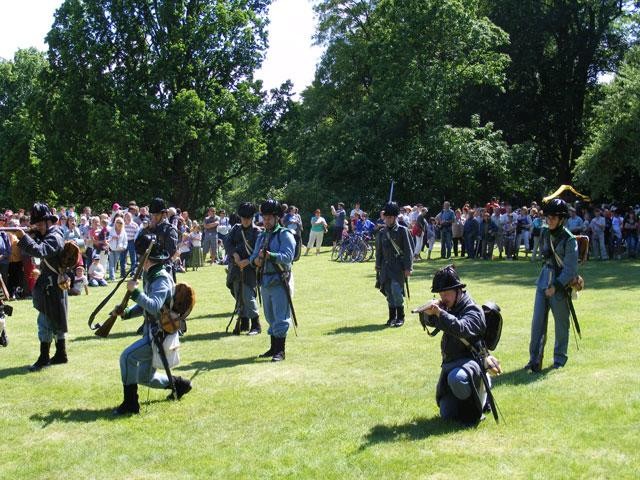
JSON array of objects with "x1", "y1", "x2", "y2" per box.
[
  {"x1": 93, "y1": 240, "x2": 155, "y2": 338},
  {"x1": 0, "y1": 227, "x2": 31, "y2": 232},
  {"x1": 88, "y1": 267, "x2": 134, "y2": 330},
  {"x1": 405, "y1": 277, "x2": 410, "y2": 299},
  {"x1": 226, "y1": 268, "x2": 245, "y2": 333},
  {"x1": 152, "y1": 328, "x2": 177, "y2": 400}
]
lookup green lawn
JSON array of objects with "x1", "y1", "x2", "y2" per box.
[{"x1": 1, "y1": 250, "x2": 639, "y2": 479}]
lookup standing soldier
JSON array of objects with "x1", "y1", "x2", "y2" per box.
[
  {"x1": 225, "y1": 203, "x2": 262, "y2": 335},
  {"x1": 137, "y1": 197, "x2": 179, "y2": 334},
  {"x1": 249, "y1": 200, "x2": 296, "y2": 362},
  {"x1": 376, "y1": 201, "x2": 413, "y2": 327},
  {"x1": 15, "y1": 203, "x2": 69, "y2": 371},
  {"x1": 526, "y1": 198, "x2": 578, "y2": 372},
  {"x1": 112, "y1": 234, "x2": 192, "y2": 415},
  {"x1": 147, "y1": 197, "x2": 178, "y2": 273}
]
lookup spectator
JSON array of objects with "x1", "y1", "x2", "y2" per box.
[
  {"x1": 480, "y1": 211, "x2": 498, "y2": 260},
  {"x1": 424, "y1": 217, "x2": 437, "y2": 260},
  {"x1": 189, "y1": 222, "x2": 204, "y2": 270},
  {"x1": 515, "y1": 207, "x2": 532, "y2": 260},
  {"x1": 452, "y1": 209, "x2": 464, "y2": 257},
  {"x1": 0, "y1": 216, "x2": 11, "y2": 283},
  {"x1": 6, "y1": 219, "x2": 24, "y2": 298},
  {"x1": 69, "y1": 265, "x2": 88, "y2": 296},
  {"x1": 590, "y1": 208, "x2": 608, "y2": 260},
  {"x1": 611, "y1": 209, "x2": 624, "y2": 259},
  {"x1": 503, "y1": 215, "x2": 516, "y2": 260},
  {"x1": 566, "y1": 207, "x2": 584, "y2": 235},
  {"x1": 123, "y1": 212, "x2": 139, "y2": 273},
  {"x1": 436, "y1": 201, "x2": 455, "y2": 259},
  {"x1": 305, "y1": 209, "x2": 328, "y2": 256},
  {"x1": 623, "y1": 211, "x2": 638, "y2": 258},
  {"x1": 88, "y1": 254, "x2": 108, "y2": 287},
  {"x1": 491, "y1": 207, "x2": 505, "y2": 259},
  {"x1": 462, "y1": 210, "x2": 479, "y2": 259},
  {"x1": 202, "y1": 207, "x2": 219, "y2": 264},
  {"x1": 330, "y1": 202, "x2": 347, "y2": 250},
  {"x1": 107, "y1": 217, "x2": 127, "y2": 281},
  {"x1": 530, "y1": 208, "x2": 544, "y2": 261}
]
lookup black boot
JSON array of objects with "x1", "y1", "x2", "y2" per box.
[
  {"x1": 232, "y1": 318, "x2": 243, "y2": 335},
  {"x1": 28, "y1": 342, "x2": 51, "y2": 372},
  {"x1": 272, "y1": 336, "x2": 286, "y2": 362},
  {"x1": 386, "y1": 307, "x2": 396, "y2": 326},
  {"x1": 50, "y1": 339, "x2": 68, "y2": 365},
  {"x1": 393, "y1": 307, "x2": 405, "y2": 327},
  {"x1": 248, "y1": 317, "x2": 262, "y2": 336},
  {"x1": 113, "y1": 384, "x2": 140, "y2": 415},
  {"x1": 0, "y1": 328, "x2": 7, "y2": 347},
  {"x1": 240, "y1": 317, "x2": 250, "y2": 333},
  {"x1": 167, "y1": 376, "x2": 192, "y2": 400},
  {"x1": 259, "y1": 335, "x2": 275, "y2": 358}
]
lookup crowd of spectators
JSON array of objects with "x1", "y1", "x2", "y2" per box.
[
  {"x1": 1, "y1": 197, "x2": 638, "y2": 301},
  {"x1": 317, "y1": 198, "x2": 640, "y2": 262}
]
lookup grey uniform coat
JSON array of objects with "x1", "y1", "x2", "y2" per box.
[
  {"x1": 375, "y1": 223, "x2": 413, "y2": 286},
  {"x1": 225, "y1": 223, "x2": 261, "y2": 289},
  {"x1": 19, "y1": 226, "x2": 69, "y2": 332},
  {"x1": 421, "y1": 292, "x2": 486, "y2": 413}
]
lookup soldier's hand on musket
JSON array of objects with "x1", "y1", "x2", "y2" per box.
[
  {"x1": 14, "y1": 229, "x2": 25, "y2": 239},
  {"x1": 404, "y1": 270, "x2": 411, "y2": 278},
  {"x1": 110, "y1": 304, "x2": 125, "y2": 318},
  {"x1": 422, "y1": 300, "x2": 441, "y2": 316},
  {"x1": 237, "y1": 259, "x2": 250, "y2": 270},
  {"x1": 127, "y1": 279, "x2": 138, "y2": 292},
  {"x1": 544, "y1": 286, "x2": 556, "y2": 298}
]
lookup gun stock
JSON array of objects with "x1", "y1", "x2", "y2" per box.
[{"x1": 94, "y1": 240, "x2": 155, "y2": 338}]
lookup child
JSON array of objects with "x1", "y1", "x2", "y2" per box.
[
  {"x1": 88, "y1": 254, "x2": 108, "y2": 286},
  {"x1": 70, "y1": 265, "x2": 89, "y2": 296},
  {"x1": 176, "y1": 232, "x2": 191, "y2": 273},
  {"x1": 189, "y1": 222, "x2": 203, "y2": 271}
]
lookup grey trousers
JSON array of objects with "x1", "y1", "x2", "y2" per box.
[{"x1": 529, "y1": 287, "x2": 570, "y2": 367}]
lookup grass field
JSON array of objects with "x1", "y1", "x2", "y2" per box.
[{"x1": 1, "y1": 249, "x2": 639, "y2": 479}]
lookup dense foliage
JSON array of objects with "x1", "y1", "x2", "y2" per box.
[
  {"x1": 575, "y1": 45, "x2": 640, "y2": 203},
  {"x1": 0, "y1": 0, "x2": 638, "y2": 213}
]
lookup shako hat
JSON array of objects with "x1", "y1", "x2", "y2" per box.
[
  {"x1": 30, "y1": 203, "x2": 58, "y2": 225},
  {"x1": 431, "y1": 265, "x2": 466, "y2": 293},
  {"x1": 237, "y1": 202, "x2": 256, "y2": 219},
  {"x1": 383, "y1": 201, "x2": 400, "y2": 216},
  {"x1": 260, "y1": 199, "x2": 283, "y2": 217},
  {"x1": 149, "y1": 197, "x2": 167, "y2": 214},
  {"x1": 134, "y1": 233, "x2": 169, "y2": 261}
]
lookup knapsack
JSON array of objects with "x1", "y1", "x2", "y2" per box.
[
  {"x1": 279, "y1": 228, "x2": 301, "y2": 262},
  {"x1": 482, "y1": 302, "x2": 503, "y2": 351}
]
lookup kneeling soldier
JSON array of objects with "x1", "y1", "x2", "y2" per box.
[
  {"x1": 113, "y1": 234, "x2": 191, "y2": 415},
  {"x1": 417, "y1": 266, "x2": 489, "y2": 424}
]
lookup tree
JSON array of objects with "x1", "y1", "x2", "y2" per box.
[
  {"x1": 0, "y1": 49, "x2": 49, "y2": 207},
  {"x1": 274, "y1": 0, "x2": 512, "y2": 211},
  {"x1": 42, "y1": 0, "x2": 270, "y2": 211},
  {"x1": 460, "y1": 0, "x2": 638, "y2": 186},
  {"x1": 574, "y1": 46, "x2": 640, "y2": 202}
]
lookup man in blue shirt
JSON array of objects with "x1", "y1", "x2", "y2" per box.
[{"x1": 250, "y1": 200, "x2": 296, "y2": 362}]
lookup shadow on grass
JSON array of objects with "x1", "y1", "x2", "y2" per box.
[
  {"x1": 29, "y1": 401, "x2": 166, "y2": 427},
  {"x1": 325, "y1": 324, "x2": 388, "y2": 335},
  {"x1": 72, "y1": 330, "x2": 140, "y2": 342},
  {"x1": 174, "y1": 356, "x2": 258, "y2": 379},
  {"x1": 360, "y1": 416, "x2": 460, "y2": 449},
  {"x1": 0, "y1": 365, "x2": 33, "y2": 379},
  {"x1": 496, "y1": 366, "x2": 554, "y2": 386},
  {"x1": 188, "y1": 312, "x2": 232, "y2": 321},
  {"x1": 181, "y1": 331, "x2": 232, "y2": 342}
]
